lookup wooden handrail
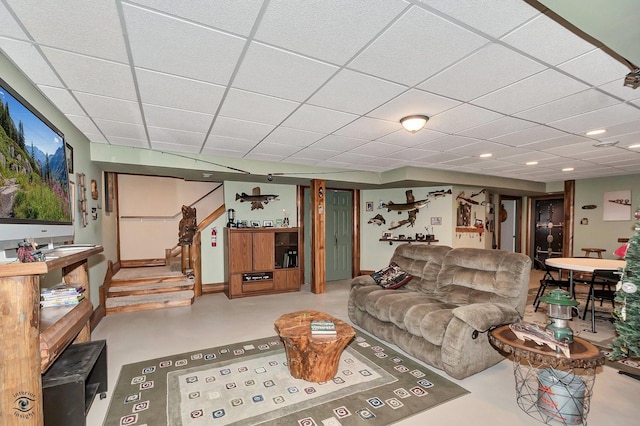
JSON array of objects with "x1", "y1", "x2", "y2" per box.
[{"x1": 198, "y1": 204, "x2": 227, "y2": 231}]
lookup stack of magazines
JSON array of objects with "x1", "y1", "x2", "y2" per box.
[
  {"x1": 40, "y1": 284, "x2": 85, "y2": 308},
  {"x1": 310, "y1": 319, "x2": 336, "y2": 335}
]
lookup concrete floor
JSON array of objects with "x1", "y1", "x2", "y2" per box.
[{"x1": 87, "y1": 278, "x2": 640, "y2": 425}]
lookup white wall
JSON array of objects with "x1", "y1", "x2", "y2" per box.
[{"x1": 118, "y1": 175, "x2": 223, "y2": 260}]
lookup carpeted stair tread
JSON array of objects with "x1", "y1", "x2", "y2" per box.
[
  {"x1": 108, "y1": 279, "x2": 193, "y2": 295},
  {"x1": 105, "y1": 290, "x2": 194, "y2": 313}
]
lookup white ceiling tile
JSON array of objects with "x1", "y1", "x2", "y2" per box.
[
  {"x1": 308, "y1": 69, "x2": 406, "y2": 115},
  {"x1": 0, "y1": 38, "x2": 62, "y2": 86},
  {"x1": 606, "y1": 131, "x2": 640, "y2": 146},
  {"x1": 311, "y1": 135, "x2": 368, "y2": 152},
  {"x1": 446, "y1": 141, "x2": 511, "y2": 157},
  {"x1": 377, "y1": 129, "x2": 447, "y2": 147},
  {"x1": 599, "y1": 121, "x2": 640, "y2": 139},
  {"x1": 598, "y1": 80, "x2": 640, "y2": 101},
  {"x1": 548, "y1": 104, "x2": 640, "y2": 134},
  {"x1": 94, "y1": 118, "x2": 148, "y2": 141},
  {"x1": 458, "y1": 116, "x2": 536, "y2": 139},
  {"x1": 251, "y1": 142, "x2": 301, "y2": 157},
  {"x1": 519, "y1": 134, "x2": 592, "y2": 151},
  {"x1": 288, "y1": 148, "x2": 337, "y2": 161},
  {"x1": 41, "y1": 47, "x2": 137, "y2": 100},
  {"x1": 334, "y1": 117, "x2": 398, "y2": 140},
  {"x1": 136, "y1": 69, "x2": 225, "y2": 115},
  {"x1": 143, "y1": 104, "x2": 213, "y2": 133},
  {"x1": 326, "y1": 151, "x2": 377, "y2": 163},
  {"x1": 255, "y1": 0, "x2": 407, "y2": 65},
  {"x1": 6, "y1": 0, "x2": 128, "y2": 62},
  {"x1": 281, "y1": 104, "x2": 358, "y2": 133},
  {"x1": 106, "y1": 135, "x2": 149, "y2": 148},
  {"x1": 473, "y1": 69, "x2": 589, "y2": 114},
  {"x1": 131, "y1": 0, "x2": 263, "y2": 37},
  {"x1": 490, "y1": 125, "x2": 567, "y2": 147},
  {"x1": 0, "y1": 3, "x2": 28, "y2": 39},
  {"x1": 201, "y1": 146, "x2": 247, "y2": 158},
  {"x1": 350, "y1": 6, "x2": 488, "y2": 86},
  {"x1": 350, "y1": 141, "x2": 402, "y2": 157},
  {"x1": 558, "y1": 49, "x2": 630, "y2": 87},
  {"x1": 37, "y1": 86, "x2": 85, "y2": 115},
  {"x1": 82, "y1": 132, "x2": 108, "y2": 143},
  {"x1": 515, "y1": 89, "x2": 620, "y2": 123},
  {"x1": 204, "y1": 135, "x2": 256, "y2": 152},
  {"x1": 66, "y1": 114, "x2": 102, "y2": 135},
  {"x1": 123, "y1": 3, "x2": 245, "y2": 84},
  {"x1": 75, "y1": 92, "x2": 143, "y2": 124},
  {"x1": 419, "y1": 44, "x2": 545, "y2": 101},
  {"x1": 219, "y1": 89, "x2": 300, "y2": 125},
  {"x1": 233, "y1": 42, "x2": 338, "y2": 102},
  {"x1": 417, "y1": 135, "x2": 479, "y2": 151},
  {"x1": 428, "y1": 104, "x2": 503, "y2": 133},
  {"x1": 418, "y1": 0, "x2": 540, "y2": 38},
  {"x1": 147, "y1": 126, "x2": 205, "y2": 149},
  {"x1": 210, "y1": 116, "x2": 275, "y2": 141},
  {"x1": 262, "y1": 127, "x2": 324, "y2": 147},
  {"x1": 501, "y1": 12, "x2": 597, "y2": 66},
  {"x1": 150, "y1": 141, "x2": 202, "y2": 153},
  {"x1": 362, "y1": 157, "x2": 405, "y2": 169},
  {"x1": 367, "y1": 89, "x2": 460, "y2": 122},
  {"x1": 386, "y1": 148, "x2": 437, "y2": 161}
]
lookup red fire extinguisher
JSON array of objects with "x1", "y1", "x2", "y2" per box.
[{"x1": 211, "y1": 227, "x2": 217, "y2": 247}]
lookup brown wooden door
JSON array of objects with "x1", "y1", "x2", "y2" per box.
[
  {"x1": 229, "y1": 231, "x2": 252, "y2": 273},
  {"x1": 252, "y1": 231, "x2": 274, "y2": 271}
]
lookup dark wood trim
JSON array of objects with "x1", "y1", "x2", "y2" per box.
[
  {"x1": 310, "y1": 179, "x2": 326, "y2": 294},
  {"x1": 352, "y1": 189, "x2": 360, "y2": 277},
  {"x1": 564, "y1": 180, "x2": 576, "y2": 257},
  {"x1": 297, "y1": 185, "x2": 305, "y2": 286},
  {"x1": 202, "y1": 282, "x2": 225, "y2": 294}
]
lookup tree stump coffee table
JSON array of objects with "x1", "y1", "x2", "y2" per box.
[{"x1": 274, "y1": 310, "x2": 355, "y2": 382}]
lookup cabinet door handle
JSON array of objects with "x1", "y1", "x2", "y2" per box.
[{"x1": 335, "y1": 232, "x2": 338, "y2": 245}]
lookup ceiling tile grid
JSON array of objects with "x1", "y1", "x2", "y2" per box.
[{"x1": 1, "y1": 0, "x2": 639, "y2": 184}]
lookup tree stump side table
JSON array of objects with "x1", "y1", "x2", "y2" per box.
[
  {"x1": 274, "y1": 310, "x2": 355, "y2": 382},
  {"x1": 489, "y1": 325, "x2": 604, "y2": 425}
]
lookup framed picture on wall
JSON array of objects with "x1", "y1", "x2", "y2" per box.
[
  {"x1": 431, "y1": 217, "x2": 442, "y2": 225},
  {"x1": 104, "y1": 172, "x2": 115, "y2": 213},
  {"x1": 366, "y1": 201, "x2": 374, "y2": 212},
  {"x1": 603, "y1": 190, "x2": 631, "y2": 221},
  {"x1": 65, "y1": 143, "x2": 74, "y2": 174}
]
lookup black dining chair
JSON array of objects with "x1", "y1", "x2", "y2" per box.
[
  {"x1": 532, "y1": 257, "x2": 573, "y2": 312},
  {"x1": 581, "y1": 269, "x2": 619, "y2": 333}
]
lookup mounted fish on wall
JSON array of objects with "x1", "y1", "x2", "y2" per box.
[
  {"x1": 235, "y1": 187, "x2": 279, "y2": 210},
  {"x1": 382, "y1": 190, "x2": 428, "y2": 230},
  {"x1": 368, "y1": 214, "x2": 386, "y2": 226}
]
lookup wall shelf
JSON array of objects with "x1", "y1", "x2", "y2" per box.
[{"x1": 380, "y1": 238, "x2": 439, "y2": 245}]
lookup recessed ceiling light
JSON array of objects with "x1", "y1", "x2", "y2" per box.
[
  {"x1": 586, "y1": 129, "x2": 606, "y2": 136},
  {"x1": 629, "y1": 144, "x2": 640, "y2": 149},
  {"x1": 479, "y1": 153, "x2": 492, "y2": 158},
  {"x1": 526, "y1": 161, "x2": 538, "y2": 166},
  {"x1": 562, "y1": 167, "x2": 574, "y2": 172}
]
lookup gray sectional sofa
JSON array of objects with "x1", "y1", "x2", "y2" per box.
[{"x1": 348, "y1": 243, "x2": 531, "y2": 379}]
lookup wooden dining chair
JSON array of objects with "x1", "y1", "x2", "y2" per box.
[{"x1": 581, "y1": 269, "x2": 619, "y2": 333}]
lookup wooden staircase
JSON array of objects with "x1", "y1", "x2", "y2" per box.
[{"x1": 103, "y1": 261, "x2": 195, "y2": 314}]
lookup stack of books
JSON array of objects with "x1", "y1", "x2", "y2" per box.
[
  {"x1": 40, "y1": 284, "x2": 85, "y2": 308},
  {"x1": 310, "y1": 319, "x2": 337, "y2": 335}
]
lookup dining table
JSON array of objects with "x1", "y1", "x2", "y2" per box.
[{"x1": 545, "y1": 257, "x2": 626, "y2": 314}]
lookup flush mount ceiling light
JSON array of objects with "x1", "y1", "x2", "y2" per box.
[{"x1": 400, "y1": 115, "x2": 429, "y2": 133}]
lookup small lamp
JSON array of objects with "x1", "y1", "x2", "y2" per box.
[
  {"x1": 400, "y1": 115, "x2": 429, "y2": 133},
  {"x1": 540, "y1": 288, "x2": 579, "y2": 343}
]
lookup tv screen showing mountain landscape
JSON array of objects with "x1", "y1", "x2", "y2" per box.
[{"x1": 0, "y1": 79, "x2": 71, "y2": 224}]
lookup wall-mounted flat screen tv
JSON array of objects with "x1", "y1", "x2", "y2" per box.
[{"x1": 0, "y1": 76, "x2": 73, "y2": 251}]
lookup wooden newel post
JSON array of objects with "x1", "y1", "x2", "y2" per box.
[{"x1": 0, "y1": 275, "x2": 43, "y2": 425}]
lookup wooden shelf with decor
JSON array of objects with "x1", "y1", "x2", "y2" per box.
[
  {"x1": 224, "y1": 228, "x2": 300, "y2": 299},
  {"x1": 379, "y1": 238, "x2": 439, "y2": 245},
  {"x1": 0, "y1": 245, "x2": 103, "y2": 426}
]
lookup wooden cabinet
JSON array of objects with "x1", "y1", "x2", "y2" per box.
[
  {"x1": 0, "y1": 245, "x2": 103, "y2": 426},
  {"x1": 225, "y1": 228, "x2": 300, "y2": 298}
]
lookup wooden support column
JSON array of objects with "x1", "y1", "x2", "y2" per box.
[
  {"x1": 563, "y1": 180, "x2": 575, "y2": 257},
  {"x1": 311, "y1": 179, "x2": 326, "y2": 294}
]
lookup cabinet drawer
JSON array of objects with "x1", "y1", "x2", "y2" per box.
[{"x1": 243, "y1": 280, "x2": 274, "y2": 292}]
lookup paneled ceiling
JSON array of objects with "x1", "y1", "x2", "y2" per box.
[{"x1": 1, "y1": 0, "x2": 639, "y2": 184}]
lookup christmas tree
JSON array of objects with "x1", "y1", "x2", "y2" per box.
[{"x1": 610, "y1": 207, "x2": 640, "y2": 360}]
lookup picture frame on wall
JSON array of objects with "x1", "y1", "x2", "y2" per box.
[
  {"x1": 104, "y1": 172, "x2": 115, "y2": 213},
  {"x1": 366, "y1": 201, "x2": 374, "y2": 212},
  {"x1": 431, "y1": 217, "x2": 442, "y2": 226},
  {"x1": 65, "y1": 143, "x2": 73, "y2": 174},
  {"x1": 603, "y1": 190, "x2": 631, "y2": 221}
]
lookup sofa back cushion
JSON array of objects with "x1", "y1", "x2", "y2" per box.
[
  {"x1": 390, "y1": 244, "x2": 452, "y2": 295},
  {"x1": 436, "y1": 248, "x2": 531, "y2": 314}
]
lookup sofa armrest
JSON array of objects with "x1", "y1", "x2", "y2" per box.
[
  {"x1": 351, "y1": 274, "x2": 376, "y2": 289},
  {"x1": 451, "y1": 303, "x2": 521, "y2": 332}
]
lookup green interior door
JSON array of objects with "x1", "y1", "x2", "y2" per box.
[{"x1": 326, "y1": 190, "x2": 352, "y2": 281}]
